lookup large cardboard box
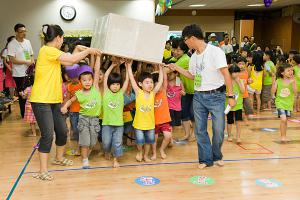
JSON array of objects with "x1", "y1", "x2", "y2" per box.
[{"x1": 91, "y1": 13, "x2": 169, "y2": 64}]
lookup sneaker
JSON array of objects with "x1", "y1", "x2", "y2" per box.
[{"x1": 82, "y1": 158, "x2": 90, "y2": 169}]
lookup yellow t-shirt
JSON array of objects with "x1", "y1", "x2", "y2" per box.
[
  {"x1": 133, "y1": 90, "x2": 155, "y2": 130},
  {"x1": 249, "y1": 66, "x2": 263, "y2": 91},
  {"x1": 30, "y1": 46, "x2": 64, "y2": 103},
  {"x1": 163, "y1": 49, "x2": 172, "y2": 60}
]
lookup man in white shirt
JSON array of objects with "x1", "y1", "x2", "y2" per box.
[
  {"x1": 168, "y1": 24, "x2": 236, "y2": 169},
  {"x1": 221, "y1": 36, "x2": 233, "y2": 55},
  {"x1": 8, "y1": 23, "x2": 34, "y2": 118}
]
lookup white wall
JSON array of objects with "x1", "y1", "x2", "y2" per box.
[{"x1": 0, "y1": 0, "x2": 154, "y2": 57}]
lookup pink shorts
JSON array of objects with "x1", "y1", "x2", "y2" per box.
[{"x1": 155, "y1": 122, "x2": 172, "y2": 134}]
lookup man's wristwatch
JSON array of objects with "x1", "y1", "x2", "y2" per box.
[{"x1": 227, "y1": 95, "x2": 236, "y2": 99}]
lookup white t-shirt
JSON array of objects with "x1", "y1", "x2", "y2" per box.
[
  {"x1": 7, "y1": 38, "x2": 33, "y2": 77},
  {"x1": 189, "y1": 44, "x2": 227, "y2": 91},
  {"x1": 221, "y1": 44, "x2": 233, "y2": 54}
]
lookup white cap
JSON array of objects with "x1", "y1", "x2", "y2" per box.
[{"x1": 210, "y1": 33, "x2": 216, "y2": 37}]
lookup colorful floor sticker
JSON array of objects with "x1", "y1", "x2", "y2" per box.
[
  {"x1": 66, "y1": 149, "x2": 76, "y2": 156},
  {"x1": 173, "y1": 140, "x2": 188, "y2": 145},
  {"x1": 135, "y1": 176, "x2": 160, "y2": 186},
  {"x1": 260, "y1": 128, "x2": 278, "y2": 132},
  {"x1": 237, "y1": 143, "x2": 274, "y2": 154},
  {"x1": 288, "y1": 119, "x2": 300, "y2": 123},
  {"x1": 256, "y1": 178, "x2": 283, "y2": 189},
  {"x1": 189, "y1": 176, "x2": 215, "y2": 186},
  {"x1": 122, "y1": 145, "x2": 134, "y2": 152}
]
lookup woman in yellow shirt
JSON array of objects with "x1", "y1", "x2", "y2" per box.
[{"x1": 30, "y1": 24, "x2": 101, "y2": 181}]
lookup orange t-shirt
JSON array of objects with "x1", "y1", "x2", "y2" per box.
[
  {"x1": 239, "y1": 70, "x2": 249, "y2": 98},
  {"x1": 67, "y1": 82, "x2": 82, "y2": 112},
  {"x1": 154, "y1": 91, "x2": 171, "y2": 125}
]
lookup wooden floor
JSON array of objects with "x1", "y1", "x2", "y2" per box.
[{"x1": 1, "y1": 103, "x2": 300, "y2": 200}]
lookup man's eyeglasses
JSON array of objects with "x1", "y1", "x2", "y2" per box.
[{"x1": 184, "y1": 37, "x2": 190, "y2": 42}]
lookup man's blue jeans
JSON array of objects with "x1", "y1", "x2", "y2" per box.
[{"x1": 193, "y1": 91, "x2": 226, "y2": 166}]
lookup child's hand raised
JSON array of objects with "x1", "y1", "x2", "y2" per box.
[
  {"x1": 125, "y1": 59, "x2": 133, "y2": 67},
  {"x1": 88, "y1": 48, "x2": 102, "y2": 56}
]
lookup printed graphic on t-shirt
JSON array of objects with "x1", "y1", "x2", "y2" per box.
[
  {"x1": 84, "y1": 99, "x2": 97, "y2": 109},
  {"x1": 140, "y1": 105, "x2": 152, "y2": 112},
  {"x1": 154, "y1": 99, "x2": 162, "y2": 108},
  {"x1": 108, "y1": 100, "x2": 119, "y2": 109},
  {"x1": 280, "y1": 88, "x2": 290, "y2": 98},
  {"x1": 167, "y1": 91, "x2": 176, "y2": 98}
]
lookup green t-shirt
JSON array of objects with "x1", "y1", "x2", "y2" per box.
[
  {"x1": 275, "y1": 79, "x2": 294, "y2": 111},
  {"x1": 263, "y1": 61, "x2": 276, "y2": 86},
  {"x1": 102, "y1": 90, "x2": 124, "y2": 126},
  {"x1": 76, "y1": 86, "x2": 102, "y2": 117},
  {"x1": 170, "y1": 54, "x2": 194, "y2": 94},
  {"x1": 226, "y1": 80, "x2": 243, "y2": 111},
  {"x1": 294, "y1": 65, "x2": 300, "y2": 91}
]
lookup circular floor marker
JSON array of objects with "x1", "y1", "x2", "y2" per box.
[
  {"x1": 256, "y1": 178, "x2": 283, "y2": 189},
  {"x1": 66, "y1": 149, "x2": 76, "y2": 156},
  {"x1": 260, "y1": 128, "x2": 278, "y2": 132},
  {"x1": 135, "y1": 176, "x2": 160, "y2": 186},
  {"x1": 190, "y1": 176, "x2": 215, "y2": 186}
]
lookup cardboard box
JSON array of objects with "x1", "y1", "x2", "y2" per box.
[{"x1": 91, "y1": 13, "x2": 169, "y2": 64}]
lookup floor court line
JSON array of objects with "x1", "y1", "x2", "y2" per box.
[{"x1": 24, "y1": 156, "x2": 300, "y2": 175}]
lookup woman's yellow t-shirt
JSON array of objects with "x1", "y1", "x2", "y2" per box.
[
  {"x1": 30, "y1": 46, "x2": 64, "y2": 103},
  {"x1": 133, "y1": 89, "x2": 155, "y2": 130}
]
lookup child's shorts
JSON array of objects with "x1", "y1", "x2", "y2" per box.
[
  {"x1": 135, "y1": 129, "x2": 155, "y2": 145},
  {"x1": 155, "y1": 122, "x2": 172, "y2": 134},
  {"x1": 262, "y1": 85, "x2": 272, "y2": 103},
  {"x1": 77, "y1": 115, "x2": 100, "y2": 147},
  {"x1": 277, "y1": 109, "x2": 291, "y2": 118},
  {"x1": 227, "y1": 109, "x2": 243, "y2": 124},
  {"x1": 169, "y1": 109, "x2": 181, "y2": 126},
  {"x1": 247, "y1": 85, "x2": 261, "y2": 95},
  {"x1": 243, "y1": 98, "x2": 253, "y2": 115}
]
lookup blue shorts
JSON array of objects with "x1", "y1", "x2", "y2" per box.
[
  {"x1": 135, "y1": 129, "x2": 155, "y2": 145},
  {"x1": 277, "y1": 109, "x2": 291, "y2": 118}
]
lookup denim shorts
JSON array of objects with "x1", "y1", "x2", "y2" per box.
[
  {"x1": 277, "y1": 109, "x2": 291, "y2": 118},
  {"x1": 135, "y1": 129, "x2": 155, "y2": 145}
]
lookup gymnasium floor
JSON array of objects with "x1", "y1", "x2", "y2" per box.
[{"x1": 1, "y1": 103, "x2": 300, "y2": 200}]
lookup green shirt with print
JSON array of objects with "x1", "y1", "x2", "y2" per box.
[
  {"x1": 76, "y1": 86, "x2": 102, "y2": 117},
  {"x1": 294, "y1": 65, "x2": 300, "y2": 92},
  {"x1": 275, "y1": 79, "x2": 294, "y2": 111},
  {"x1": 170, "y1": 54, "x2": 194, "y2": 94},
  {"x1": 102, "y1": 90, "x2": 124, "y2": 126},
  {"x1": 263, "y1": 60, "x2": 276, "y2": 86}
]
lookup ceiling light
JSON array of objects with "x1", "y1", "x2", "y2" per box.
[
  {"x1": 189, "y1": 4, "x2": 206, "y2": 7},
  {"x1": 247, "y1": 4, "x2": 264, "y2": 7}
]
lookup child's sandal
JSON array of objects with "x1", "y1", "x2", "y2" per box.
[
  {"x1": 33, "y1": 172, "x2": 53, "y2": 181},
  {"x1": 52, "y1": 158, "x2": 73, "y2": 166}
]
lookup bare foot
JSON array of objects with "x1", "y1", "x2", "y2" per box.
[
  {"x1": 104, "y1": 153, "x2": 111, "y2": 160},
  {"x1": 143, "y1": 156, "x2": 151, "y2": 163},
  {"x1": 113, "y1": 158, "x2": 120, "y2": 168},
  {"x1": 178, "y1": 136, "x2": 189, "y2": 141},
  {"x1": 227, "y1": 135, "x2": 233, "y2": 142},
  {"x1": 215, "y1": 160, "x2": 225, "y2": 167},
  {"x1": 136, "y1": 152, "x2": 143, "y2": 162},
  {"x1": 188, "y1": 136, "x2": 196, "y2": 142},
  {"x1": 280, "y1": 137, "x2": 290, "y2": 143},
  {"x1": 236, "y1": 138, "x2": 242, "y2": 144},
  {"x1": 159, "y1": 148, "x2": 167, "y2": 159},
  {"x1": 198, "y1": 163, "x2": 208, "y2": 169},
  {"x1": 151, "y1": 154, "x2": 157, "y2": 161}
]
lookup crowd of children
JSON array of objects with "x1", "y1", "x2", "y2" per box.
[{"x1": 1, "y1": 29, "x2": 300, "y2": 174}]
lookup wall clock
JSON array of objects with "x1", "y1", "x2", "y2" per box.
[{"x1": 60, "y1": 5, "x2": 76, "y2": 21}]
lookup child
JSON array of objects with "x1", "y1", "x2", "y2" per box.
[
  {"x1": 292, "y1": 54, "x2": 300, "y2": 112},
  {"x1": 21, "y1": 76, "x2": 37, "y2": 137},
  {"x1": 271, "y1": 63, "x2": 297, "y2": 143},
  {"x1": 262, "y1": 51, "x2": 276, "y2": 111},
  {"x1": 101, "y1": 57, "x2": 130, "y2": 168},
  {"x1": 227, "y1": 64, "x2": 245, "y2": 144},
  {"x1": 167, "y1": 70, "x2": 185, "y2": 127},
  {"x1": 248, "y1": 51, "x2": 264, "y2": 114},
  {"x1": 61, "y1": 55, "x2": 102, "y2": 168},
  {"x1": 128, "y1": 63, "x2": 163, "y2": 162},
  {"x1": 65, "y1": 64, "x2": 82, "y2": 156},
  {"x1": 237, "y1": 56, "x2": 253, "y2": 125},
  {"x1": 151, "y1": 68, "x2": 172, "y2": 160}
]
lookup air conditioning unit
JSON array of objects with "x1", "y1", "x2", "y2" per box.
[{"x1": 293, "y1": 13, "x2": 300, "y2": 24}]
